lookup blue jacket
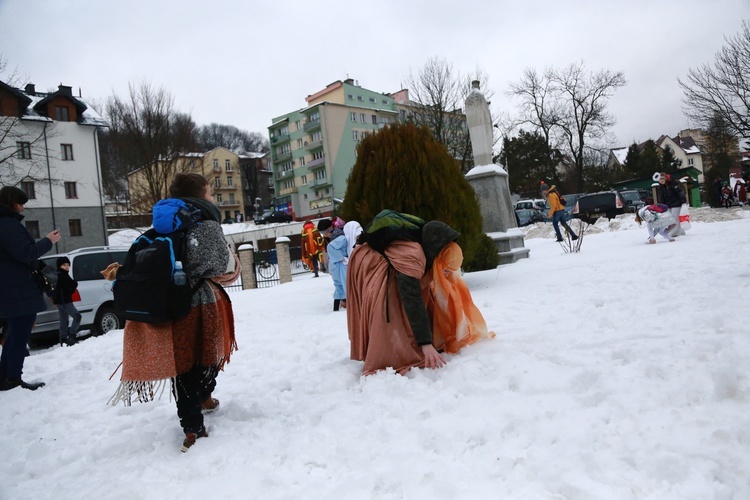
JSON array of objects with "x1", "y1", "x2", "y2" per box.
[{"x1": 0, "y1": 204, "x2": 54, "y2": 318}]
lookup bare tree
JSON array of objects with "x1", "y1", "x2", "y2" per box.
[
  {"x1": 105, "y1": 82, "x2": 199, "y2": 213},
  {"x1": 508, "y1": 61, "x2": 625, "y2": 192},
  {"x1": 552, "y1": 62, "x2": 626, "y2": 191},
  {"x1": 198, "y1": 123, "x2": 269, "y2": 153},
  {"x1": 0, "y1": 55, "x2": 56, "y2": 186},
  {"x1": 507, "y1": 67, "x2": 564, "y2": 152},
  {"x1": 402, "y1": 58, "x2": 495, "y2": 172},
  {"x1": 679, "y1": 21, "x2": 750, "y2": 138}
]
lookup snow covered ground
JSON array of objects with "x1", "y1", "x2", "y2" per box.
[{"x1": 1, "y1": 207, "x2": 749, "y2": 500}]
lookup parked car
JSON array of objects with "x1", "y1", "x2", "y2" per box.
[
  {"x1": 254, "y1": 210, "x2": 293, "y2": 225},
  {"x1": 515, "y1": 199, "x2": 546, "y2": 211},
  {"x1": 515, "y1": 207, "x2": 547, "y2": 227},
  {"x1": 543, "y1": 193, "x2": 580, "y2": 222},
  {"x1": 573, "y1": 191, "x2": 625, "y2": 223},
  {"x1": 29, "y1": 246, "x2": 129, "y2": 342},
  {"x1": 618, "y1": 190, "x2": 646, "y2": 213}
]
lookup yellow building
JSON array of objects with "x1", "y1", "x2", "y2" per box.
[{"x1": 128, "y1": 146, "x2": 244, "y2": 221}]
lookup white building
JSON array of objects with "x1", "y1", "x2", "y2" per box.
[{"x1": 0, "y1": 81, "x2": 108, "y2": 253}]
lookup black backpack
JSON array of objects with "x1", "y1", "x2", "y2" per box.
[{"x1": 113, "y1": 227, "x2": 202, "y2": 324}]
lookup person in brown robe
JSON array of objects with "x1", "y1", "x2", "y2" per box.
[{"x1": 347, "y1": 220, "x2": 459, "y2": 375}]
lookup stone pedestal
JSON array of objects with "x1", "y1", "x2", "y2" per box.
[{"x1": 466, "y1": 165, "x2": 530, "y2": 263}]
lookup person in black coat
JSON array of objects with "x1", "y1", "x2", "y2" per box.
[
  {"x1": 655, "y1": 172, "x2": 687, "y2": 237},
  {"x1": 54, "y1": 256, "x2": 81, "y2": 347},
  {"x1": 0, "y1": 186, "x2": 61, "y2": 391}
]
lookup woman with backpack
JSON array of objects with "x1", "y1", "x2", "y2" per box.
[
  {"x1": 110, "y1": 173, "x2": 240, "y2": 452},
  {"x1": 0, "y1": 186, "x2": 61, "y2": 391},
  {"x1": 547, "y1": 185, "x2": 578, "y2": 242}
]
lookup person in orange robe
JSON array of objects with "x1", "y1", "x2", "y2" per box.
[{"x1": 426, "y1": 241, "x2": 495, "y2": 353}]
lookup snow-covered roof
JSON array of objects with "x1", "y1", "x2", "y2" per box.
[
  {"x1": 6, "y1": 83, "x2": 109, "y2": 127},
  {"x1": 611, "y1": 147, "x2": 628, "y2": 165}
]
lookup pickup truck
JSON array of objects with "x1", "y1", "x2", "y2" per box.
[{"x1": 573, "y1": 191, "x2": 625, "y2": 223}]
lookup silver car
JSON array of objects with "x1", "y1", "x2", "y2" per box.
[{"x1": 30, "y1": 246, "x2": 129, "y2": 340}]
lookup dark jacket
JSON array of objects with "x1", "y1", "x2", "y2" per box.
[
  {"x1": 0, "y1": 204, "x2": 54, "y2": 317},
  {"x1": 54, "y1": 269, "x2": 78, "y2": 305},
  {"x1": 396, "y1": 221, "x2": 460, "y2": 345},
  {"x1": 656, "y1": 180, "x2": 686, "y2": 208}
]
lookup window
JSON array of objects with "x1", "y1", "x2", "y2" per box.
[
  {"x1": 347, "y1": 94, "x2": 353, "y2": 100},
  {"x1": 353, "y1": 131, "x2": 359, "y2": 141},
  {"x1": 312, "y1": 151, "x2": 324, "y2": 161},
  {"x1": 225, "y1": 159, "x2": 232, "y2": 171},
  {"x1": 382, "y1": 99, "x2": 388, "y2": 104},
  {"x1": 216, "y1": 193, "x2": 223, "y2": 202},
  {"x1": 69, "y1": 219, "x2": 82, "y2": 237},
  {"x1": 55, "y1": 106, "x2": 69, "y2": 121},
  {"x1": 213, "y1": 159, "x2": 219, "y2": 170},
  {"x1": 357, "y1": 96, "x2": 363, "y2": 102},
  {"x1": 688, "y1": 158, "x2": 694, "y2": 166},
  {"x1": 17, "y1": 142, "x2": 31, "y2": 159},
  {"x1": 299, "y1": 156, "x2": 306, "y2": 166},
  {"x1": 350, "y1": 112, "x2": 356, "y2": 122},
  {"x1": 229, "y1": 193, "x2": 235, "y2": 204},
  {"x1": 369, "y1": 97, "x2": 376, "y2": 103},
  {"x1": 311, "y1": 131, "x2": 322, "y2": 142},
  {"x1": 61, "y1": 144, "x2": 74, "y2": 160},
  {"x1": 297, "y1": 138, "x2": 303, "y2": 148},
  {"x1": 360, "y1": 113, "x2": 366, "y2": 123},
  {"x1": 215, "y1": 177, "x2": 221, "y2": 188},
  {"x1": 295, "y1": 120, "x2": 302, "y2": 130},
  {"x1": 64, "y1": 182, "x2": 77, "y2": 199},
  {"x1": 25, "y1": 221, "x2": 40, "y2": 239},
  {"x1": 372, "y1": 114, "x2": 377, "y2": 124},
  {"x1": 282, "y1": 179, "x2": 295, "y2": 189},
  {"x1": 21, "y1": 181, "x2": 35, "y2": 199},
  {"x1": 315, "y1": 170, "x2": 327, "y2": 181},
  {"x1": 301, "y1": 175, "x2": 308, "y2": 185},
  {"x1": 227, "y1": 177, "x2": 233, "y2": 187}
]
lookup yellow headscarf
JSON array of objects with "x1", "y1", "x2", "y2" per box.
[{"x1": 430, "y1": 242, "x2": 495, "y2": 353}]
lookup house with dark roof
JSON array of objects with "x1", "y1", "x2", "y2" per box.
[{"x1": 0, "y1": 80, "x2": 109, "y2": 252}]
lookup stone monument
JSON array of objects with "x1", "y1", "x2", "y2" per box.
[{"x1": 464, "y1": 80, "x2": 529, "y2": 264}]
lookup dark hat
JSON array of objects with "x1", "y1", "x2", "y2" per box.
[
  {"x1": 317, "y1": 218, "x2": 333, "y2": 231},
  {"x1": 56, "y1": 256, "x2": 70, "y2": 267}
]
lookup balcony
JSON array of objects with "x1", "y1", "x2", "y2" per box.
[
  {"x1": 217, "y1": 200, "x2": 241, "y2": 207},
  {"x1": 271, "y1": 133, "x2": 290, "y2": 144},
  {"x1": 279, "y1": 186, "x2": 298, "y2": 195},
  {"x1": 307, "y1": 157, "x2": 326, "y2": 170},
  {"x1": 274, "y1": 151, "x2": 292, "y2": 163},
  {"x1": 303, "y1": 119, "x2": 321, "y2": 132},
  {"x1": 305, "y1": 140, "x2": 323, "y2": 151},
  {"x1": 214, "y1": 184, "x2": 238, "y2": 191},
  {"x1": 312, "y1": 178, "x2": 332, "y2": 187},
  {"x1": 274, "y1": 169, "x2": 294, "y2": 181}
]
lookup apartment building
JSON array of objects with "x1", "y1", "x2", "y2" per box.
[
  {"x1": 0, "y1": 81, "x2": 108, "y2": 253},
  {"x1": 267, "y1": 78, "x2": 399, "y2": 220}
]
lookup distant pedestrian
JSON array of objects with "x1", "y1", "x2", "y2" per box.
[
  {"x1": 302, "y1": 220, "x2": 324, "y2": 277},
  {"x1": 54, "y1": 256, "x2": 81, "y2": 347},
  {"x1": 546, "y1": 185, "x2": 578, "y2": 242},
  {"x1": 721, "y1": 182, "x2": 733, "y2": 208},
  {"x1": 713, "y1": 178, "x2": 724, "y2": 208},
  {"x1": 733, "y1": 180, "x2": 746, "y2": 207},
  {"x1": 0, "y1": 186, "x2": 61, "y2": 391}
]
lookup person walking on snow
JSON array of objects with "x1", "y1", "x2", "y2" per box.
[
  {"x1": 733, "y1": 180, "x2": 746, "y2": 207},
  {"x1": 546, "y1": 185, "x2": 578, "y2": 242},
  {"x1": 656, "y1": 172, "x2": 686, "y2": 236},
  {"x1": 54, "y1": 256, "x2": 82, "y2": 347}
]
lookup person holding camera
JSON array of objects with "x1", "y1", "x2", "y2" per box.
[{"x1": 0, "y1": 186, "x2": 61, "y2": 391}]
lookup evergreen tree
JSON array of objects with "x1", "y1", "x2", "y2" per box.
[
  {"x1": 341, "y1": 122, "x2": 486, "y2": 268},
  {"x1": 660, "y1": 145, "x2": 682, "y2": 171},
  {"x1": 704, "y1": 112, "x2": 738, "y2": 182},
  {"x1": 622, "y1": 142, "x2": 640, "y2": 178},
  {"x1": 638, "y1": 140, "x2": 662, "y2": 178},
  {"x1": 499, "y1": 130, "x2": 558, "y2": 196}
]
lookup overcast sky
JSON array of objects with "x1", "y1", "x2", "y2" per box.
[{"x1": 1, "y1": 0, "x2": 747, "y2": 150}]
